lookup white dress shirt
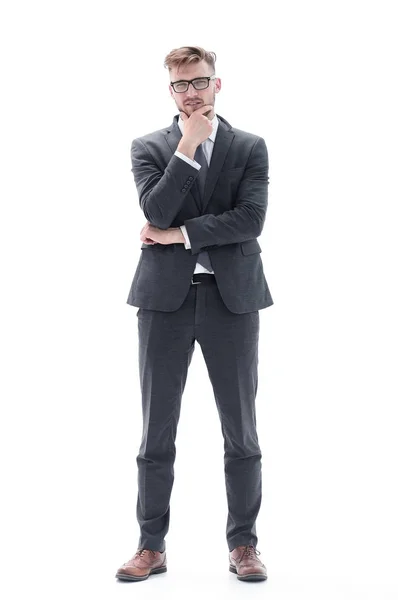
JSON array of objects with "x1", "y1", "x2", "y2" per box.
[{"x1": 174, "y1": 113, "x2": 219, "y2": 274}]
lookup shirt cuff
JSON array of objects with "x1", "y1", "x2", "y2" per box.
[
  {"x1": 174, "y1": 151, "x2": 201, "y2": 170},
  {"x1": 180, "y1": 225, "x2": 191, "y2": 249}
]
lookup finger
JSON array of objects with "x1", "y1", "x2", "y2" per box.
[
  {"x1": 196, "y1": 104, "x2": 213, "y2": 116},
  {"x1": 140, "y1": 234, "x2": 156, "y2": 243}
]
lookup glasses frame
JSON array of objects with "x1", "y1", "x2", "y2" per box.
[{"x1": 170, "y1": 75, "x2": 217, "y2": 93}]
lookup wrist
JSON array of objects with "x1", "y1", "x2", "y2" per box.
[
  {"x1": 168, "y1": 227, "x2": 185, "y2": 244},
  {"x1": 177, "y1": 138, "x2": 197, "y2": 160}
]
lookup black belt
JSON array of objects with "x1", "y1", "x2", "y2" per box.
[{"x1": 191, "y1": 273, "x2": 216, "y2": 285}]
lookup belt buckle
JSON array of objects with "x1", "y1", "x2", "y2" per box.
[{"x1": 191, "y1": 276, "x2": 201, "y2": 285}]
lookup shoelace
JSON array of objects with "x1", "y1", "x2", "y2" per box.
[
  {"x1": 124, "y1": 548, "x2": 157, "y2": 566},
  {"x1": 136, "y1": 549, "x2": 156, "y2": 557},
  {"x1": 242, "y1": 545, "x2": 261, "y2": 559}
]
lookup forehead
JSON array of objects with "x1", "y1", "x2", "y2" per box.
[{"x1": 170, "y1": 60, "x2": 212, "y2": 80}]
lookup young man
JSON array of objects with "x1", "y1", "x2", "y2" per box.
[{"x1": 116, "y1": 45, "x2": 273, "y2": 583}]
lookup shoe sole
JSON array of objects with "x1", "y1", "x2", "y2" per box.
[
  {"x1": 116, "y1": 566, "x2": 167, "y2": 581},
  {"x1": 229, "y1": 564, "x2": 267, "y2": 581}
]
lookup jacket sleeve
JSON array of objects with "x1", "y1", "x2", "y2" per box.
[
  {"x1": 130, "y1": 138, "x2": 200, "y2": 229},
  {"x1": 183, "y1": 137, "x2": 269, "y2": 254}
]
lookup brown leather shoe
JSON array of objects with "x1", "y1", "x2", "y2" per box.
[
  {"x1": 229, "y1": 545, "x2": 267, "y2": 581},
  {"x1": 115, "y1": 548, "x2": 167, "y2": 581}
]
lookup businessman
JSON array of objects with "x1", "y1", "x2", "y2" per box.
[{"x1": 116, "y1": 46, "x2": 273, "y2": 583}]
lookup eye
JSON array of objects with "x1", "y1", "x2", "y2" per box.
[
  {"x1": 193, "y1": 78, "x2": 208, "y2": 89},
  {"x1": 174, "y1": 81, "x2": 188, "y2": 92}
]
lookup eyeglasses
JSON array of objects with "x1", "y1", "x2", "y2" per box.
[{"x1": 170, "y1": 75, "x2": 217, "y2": 93}]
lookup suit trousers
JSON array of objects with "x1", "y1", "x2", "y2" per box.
[{"x1": 135, "y1": 274, "x2": 262, "y2": 553}]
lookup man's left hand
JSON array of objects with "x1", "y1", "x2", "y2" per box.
[{"x1": 140, "y1": 222, "x2": 185, "y2": 245}]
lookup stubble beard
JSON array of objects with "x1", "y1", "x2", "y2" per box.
[{"x1": 179, "y1": 93, "x2": 215, "y2": 118}]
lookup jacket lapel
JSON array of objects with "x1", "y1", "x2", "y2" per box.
[
  {"x1": 201, "y1": 116, "x2": 234, "y2": 213},
  {"x1": 165, "y1": 113, "x2": 235, "y2": 214}
]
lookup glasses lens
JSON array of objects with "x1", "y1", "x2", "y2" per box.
[
  {"x1": 174, "y1": 81, "x2": 188, "y2": 92},
  {"x1": 192, "y1": 78, "x2": 209, "y2": 90}
]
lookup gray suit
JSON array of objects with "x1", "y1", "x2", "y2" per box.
[
  {"x1": 126, "y1": 113, "x2": 273, "y2": 313},
  {"x1": 126, "y1": 113, "x2": 273, "y2": 554}
]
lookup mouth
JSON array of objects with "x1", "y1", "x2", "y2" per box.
[{"x1": 186, "y1": 102, "x2": 202, "y2": 106}]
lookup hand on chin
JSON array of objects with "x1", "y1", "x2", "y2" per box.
[{"x1": 187, "y1": 103, "x2": 213, "y2": 119}]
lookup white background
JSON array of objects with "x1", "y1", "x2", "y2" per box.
[{"x1": 1, "y1": 1, "x2": 397, "y2": 598}]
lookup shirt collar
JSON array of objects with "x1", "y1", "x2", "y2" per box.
[{"x1": 177, "y1": 112, "x2": 219, "y2": 142}]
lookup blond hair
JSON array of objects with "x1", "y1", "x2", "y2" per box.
[{"x1": 164, "y1": 45, "x2": 216, "y2": 74}]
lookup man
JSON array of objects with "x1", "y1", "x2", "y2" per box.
[{"x1": 116, "y1": 46, "x2": 273, "y2": 583}]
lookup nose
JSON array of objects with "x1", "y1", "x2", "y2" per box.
[{"x1": 186, "y1": 82, "x2": 199, "y2": 96}]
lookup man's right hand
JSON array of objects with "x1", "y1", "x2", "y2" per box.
[{"x1": 179, "y1": 104, "x2": 214, "y2": 149}]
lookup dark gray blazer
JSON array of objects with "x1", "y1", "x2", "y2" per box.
[{"x1": 126, "y1": 113, "x2": 273, "y2": 313}]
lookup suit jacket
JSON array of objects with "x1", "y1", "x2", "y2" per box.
[{"x1": 126, "y1": 113, "x2": 274, "y2": 313}]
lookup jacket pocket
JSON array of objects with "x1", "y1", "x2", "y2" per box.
[
  {"x1": 240, "y1": 239, "x2": 262, "y2": 255},
  {"x1": 219, "y1": 166, "x2": 245, "y2": 174}
]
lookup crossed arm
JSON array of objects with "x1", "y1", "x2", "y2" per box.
[{"x1": 132, "y1": 137, "x2": 269, "y2": 252}]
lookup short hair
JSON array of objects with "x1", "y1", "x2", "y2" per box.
[{"x1": 164, "y1": 45, "x2": 216, "y2": 74}]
